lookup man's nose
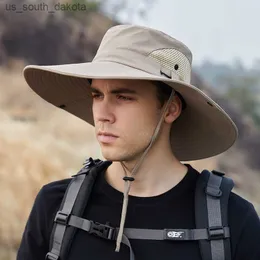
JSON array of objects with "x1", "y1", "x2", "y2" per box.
[{"x1": 94, "y1": 97, "x2": 115, "y2": 123}]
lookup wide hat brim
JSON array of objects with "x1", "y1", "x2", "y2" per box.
[{"x1": 23, "y1": 61, "x2": 238, "y2": 161}]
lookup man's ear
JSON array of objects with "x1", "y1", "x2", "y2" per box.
[{"x1": 164, "y1": 95, "x2": 182, "y2": 124}]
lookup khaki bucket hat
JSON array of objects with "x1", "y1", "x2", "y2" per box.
[{"x1": 23, "y1": 24, "x2": 238, "y2": 161}]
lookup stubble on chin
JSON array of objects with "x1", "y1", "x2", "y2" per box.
[{"x1": 102, "y1": 129, "x2": 153, "y2": 163}]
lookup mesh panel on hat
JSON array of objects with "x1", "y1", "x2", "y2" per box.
[{"x1": 148, "y1": 48, "x2": 191, "y2": 83}]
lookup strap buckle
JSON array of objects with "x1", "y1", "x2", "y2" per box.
[
  {"x1": 72, "y1": 158, "x2": 102, "y2": 177},
  {"x1": 54, "y1": 211, "x2": 70, "y2": 225},
  {"x1": 208, "y1": 226, "x2": 225, "y2": 240},
  {"x1": 45, "y1": 252, "x2": 59, "y2": 260},
  {"x1": 83, "y1": 157, "x2": 102, "y2": 167},
  {"x1": 89, "y1": 221, "x2": 116, "y2": 240},
  {"x1": 83, "y1": 157, "x2": 95, "y2": 167}
]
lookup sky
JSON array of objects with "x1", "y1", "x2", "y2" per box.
[{"x1": 116, "y1": 0, "x2": 260, "y2": 68}]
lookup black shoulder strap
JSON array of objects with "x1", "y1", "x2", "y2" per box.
[
  {"x1": 195, "y1": 170, "x2": 234, "y2": 260},
  {"x1": 45, "y1": 157, "x2": 112, "y2": 260}
]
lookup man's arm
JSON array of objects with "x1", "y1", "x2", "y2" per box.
[
  {"x1": 233, "y1": 203, "x2": 260, "y2": 260},
  {"x1": 16, "y1": 187, "x2": 50, "y2": 260}
]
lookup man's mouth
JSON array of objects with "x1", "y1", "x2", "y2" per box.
[{"x1": 97, "y1": 132, "x2": 119, "y2": 143}]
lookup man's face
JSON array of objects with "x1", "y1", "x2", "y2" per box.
[{"x1": 91, "y1": 79, "x2": 162, "y2": 162}]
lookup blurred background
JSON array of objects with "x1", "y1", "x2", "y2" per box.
[{"x1": 0, "y1": 0, "x2": 260, "y2": 259}]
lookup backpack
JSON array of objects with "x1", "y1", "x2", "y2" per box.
[{"x1": 45, "y1": 157, "x2": 234, "y2": 260}]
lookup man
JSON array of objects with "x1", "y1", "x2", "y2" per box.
[{"x1": 17, "y1": 24, "x2": 260, "y2": 260}]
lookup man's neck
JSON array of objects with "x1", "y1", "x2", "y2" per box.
[{"x1": 104, "y1": 148, "x2": 188, "y2": 197}]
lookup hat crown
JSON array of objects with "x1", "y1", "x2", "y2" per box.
[{"x1": 93, "y1": 25, "x2": 193, "y2": 83}]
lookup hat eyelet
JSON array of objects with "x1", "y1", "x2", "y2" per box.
[{"x1": 174, "y1": 64, "x2": 179, "y2": 70}]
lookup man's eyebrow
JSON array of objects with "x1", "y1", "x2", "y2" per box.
[{"x1": 90, "y1": 86, "x2": 138, "y2": 94}]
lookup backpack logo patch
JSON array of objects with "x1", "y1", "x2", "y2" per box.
[{"x1": 167, "y1": 231, "x2": 184, "y2": 239}]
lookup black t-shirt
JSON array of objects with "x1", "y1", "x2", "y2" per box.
[{"x1": 17, "y1": 164, "x2": 260, "y2": 260}]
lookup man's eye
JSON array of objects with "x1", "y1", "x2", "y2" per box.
[
  {"x1": 91, "y1": 93, "x2": 102, "y2": 99},
  {"x1": 91, "y1": 94, "x2": 133, "y2": 101},
  {"x1": 117, "y1": 95, "x2": 133, "y2": 101}
]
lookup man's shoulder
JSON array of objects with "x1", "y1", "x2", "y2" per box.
[
  {"x1": 229, "y1": 191, "x2": 257, "y2": 215},
  {"x1": 34, "y1": 177, "x2": 72, "y2": 215},
  {"x1": 226, "y1": 191, "x2": 260, "y2": 258},
  {"x1": 39, "y1": 177, "x2": 72, "y2": 201},
  {"x1": 228, "y1": 191, "x2": 260, "y2": 233},
  {"x1": 41, "y1": 177, "x2": 72, "y2": 192},
  {"x1": 22, "y1": 178, "x2": 74, "y2": 245}
]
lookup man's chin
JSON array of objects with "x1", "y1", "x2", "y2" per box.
[
  {"x1": 102, "y1": 154, "x2": 126, "y2": 162},
  {"x1": 100, "y1": 149, "x2": 140, "y2": 163}
]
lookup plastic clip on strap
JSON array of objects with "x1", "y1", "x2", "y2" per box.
[
  {"x1": 45, "y1": 252, "x2": 59, "y2": 260},
  {"x1": 45, "y1": 211, "x2": 72, "y2": 260},
  {"x1": 89, "y1": 221, "x2": 116, "y2": 240},
  {"x1": 208, "y1": 226, "x2": 226, "y2": 241},
  {"x1": 72, "y1": 157, "x2": 100, "y2": 177},
  {"x1": 68, "y1": 215, "x2": 136, "y2": 260},
  {"x1": 206, "y1": 172, "x2": 226, "y2": 260}
]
